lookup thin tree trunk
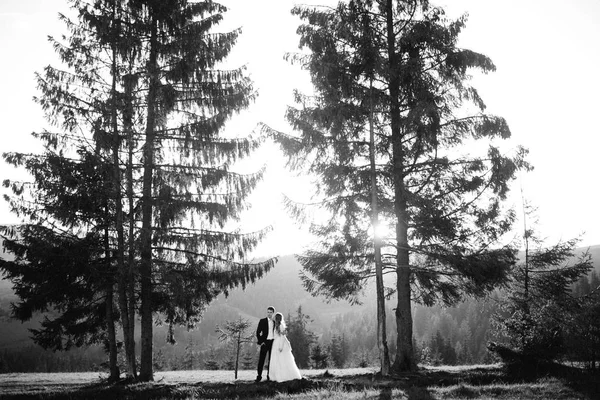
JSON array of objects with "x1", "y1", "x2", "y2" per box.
[
  {"x1": 104, "y1": 222, "x2": 120, "y2": 381},
  {"x1": 117, "y1": 259, "x2": 136, "y2": 379},
  {"x1": 124, "y1": 62, "x2": 138, "y2": 379},
  {"x1": 105, "y1": 277, "x2": 120, "y2": 381},
  {"x1": 386, "y1": 0, "x2": 415, "y2": 372},
  {"x1": 235, "y1": 333, "x2": 240, "y2": 379},
  {"x1": 110, "y1": 2, "x2": 137, "y2": 379},
  {"x1": 369, "y1": 79, "x2": 390, "y2": 376},
  {"x1": 520, "y1": 186, "x2": 530, "y2": 351},
  {"x1": 139, "y1": 16, "x2": 159, "y2": 382}
]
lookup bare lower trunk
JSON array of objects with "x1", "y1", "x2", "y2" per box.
[
  {"x1": 105, "y1": 282, "x2": 120, "y2": 381},
  {"x1": 391, "y1": 157, "x2": 415, "y2": 371},
  {"x1": 103, "y1": 215, "x2": 119, "y2": 381},
  {"x1": 139, "y1": 238, "x2": 153, "y2": 382},
  {"x1": 369, "y1": 79, "x2": 390, "y2": 376},
  {"x1": 375, "y1": 248, "x2": 391, "y2": 374},
  {"x1": 117, "y1": 274, "x2": 137, "y2": 378},
  {"x1": 235, "y1": 336, "x2": 241, "y2": 379},
  {"x1": 392, "y1": 266, "x2": 415, "y2": 371}
]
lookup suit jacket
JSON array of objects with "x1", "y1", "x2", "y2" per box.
[{"x1": 256, "y1": 317, "x2": 271, "y2": 345}]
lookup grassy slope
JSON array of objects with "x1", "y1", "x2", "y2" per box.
[{"x1": 1, "y1": 364, "x2": 599, "y2": 400}]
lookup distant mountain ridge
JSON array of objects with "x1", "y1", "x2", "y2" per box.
[{"x1": 1, "y1": 242, "x2": 599, "y2": 351}]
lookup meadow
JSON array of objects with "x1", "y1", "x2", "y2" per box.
[{"x1": 1, "y1": 364, "x2": 599, "y2": 400}]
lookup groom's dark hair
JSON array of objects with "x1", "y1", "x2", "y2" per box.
[{"x1": 267, "y1": 306, "x2": 275, "y2": 312}]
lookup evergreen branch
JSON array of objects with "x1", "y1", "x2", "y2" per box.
[
  {"x1": 153, "y1": 163, "x2": 264, "y2": 181},
  {"x1": 153, "y1": 246, "x2": 275, "y2": 267}
]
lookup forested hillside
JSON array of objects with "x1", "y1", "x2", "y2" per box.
[{"x1": 1, "y1": 245, "x2": 598, "y2": 372}]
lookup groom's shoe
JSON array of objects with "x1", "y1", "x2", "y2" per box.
[{"x1": 255, "y1": 376, "x2": 262, "y2": 383}]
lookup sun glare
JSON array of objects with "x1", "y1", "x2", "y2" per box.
[{"x1": 373, "y1": 223, "x2": 390, "y2": 240}]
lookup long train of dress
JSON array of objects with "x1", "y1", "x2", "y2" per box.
[{"x1": 269, "y1": 331, "x2": 302, "y2": 382}]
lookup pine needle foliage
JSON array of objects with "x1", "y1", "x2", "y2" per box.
[
  {"x1": 216, "y1": 317, "x2": 253, "y2": 379},
  {"x1": 492, "y1": 202, "x2": 593, "y2": 363}
]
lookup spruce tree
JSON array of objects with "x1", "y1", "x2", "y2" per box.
[
  {"x1": 182, "y1": 337, "x2": 196, "y2": 370},
  {"x1": 310, "y1": 343, "x2": 328, "y2": 369},
  {"x1": 241, "y1": 347, "x2": 256, "y2": 370},
  {"x1": 203, "y1": 346, "x2": 220, "y2": 370},
  {"x1": 126, "y1": 0, "x2": 274, "y2": 380},
  {"x1": 216, "y1": 317, "x2": 254, "y2": 378},
  {"x1": 265, "y1": 0, "x2": 528, "y2": 372},
  {"x1": 328, "y1": 334, "x2": 345, "y2": 368},
  {"x1": 492, "y1": 236, "x2": 592, "y2": 362},
  {"x1": 565, "y1": 288, "x2": 600, "y2": 369},
  {"x1": 0, "y1": 0, "x2": 136, "y2": 380},
  {"x1": 1, "y1": 0, "x2": 275, "y2": 382},
  {"x1": 490, "y1": 194, "x2": 593, "y2": 365},
  {"x1": 286, "y1": 306, "x2": 316, "y2": 368}
]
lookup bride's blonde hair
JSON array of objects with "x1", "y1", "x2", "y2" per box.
[{"x1": 274, "y1": 312, "x2": 286, "y2": 333}]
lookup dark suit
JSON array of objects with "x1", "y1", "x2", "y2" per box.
[{"x1": 256, "y1": 317, "x2": 273, "y2": 380}]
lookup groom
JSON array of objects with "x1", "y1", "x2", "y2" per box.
[{"x1": 255, "y1": 306, "x2": 275, "y2": 382}]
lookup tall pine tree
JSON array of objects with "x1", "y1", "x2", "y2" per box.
[
  {"x1": 265, "y1": 0, "x2": 528, "y2": 372},
  {"x1": 112, "y1": 0, "x2": 274, "y2": 380},
  {"x1": 0, "y1": 0, "x2": 137, "y2": 380},
  {"x1": 1, "y1": 0, "x2": 275, "y2": 382}
]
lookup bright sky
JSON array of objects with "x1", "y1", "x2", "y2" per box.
[{"x1": 1, "y1": 0, "x2": 599, "y2": 257}]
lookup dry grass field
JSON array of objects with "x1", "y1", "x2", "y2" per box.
[{"x1": 1, "y1": 364, "x2": 599, "y2": 399}]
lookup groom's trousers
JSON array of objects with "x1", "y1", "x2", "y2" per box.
[{"x1": 257, "y1": 339, "x2": 274, "y2": 379}]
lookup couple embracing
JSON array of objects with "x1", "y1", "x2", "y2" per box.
[{"x1": 255, "y1": 306, "x2": 302, "y2": 382}]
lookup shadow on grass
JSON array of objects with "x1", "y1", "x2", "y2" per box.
[
  {"x1": 321, "y1": 363, "x2": 600, "y2": 400},
  {"x1": 1, "y1": 378, "x2": 333, "y2": 400},
  {"x1": 417, "y1": 362, "x2": 600, "y2": 399},
  {"x1": 503, "y1": 361, "x2": 600, "y2": 400},
  {"x1": 2, "y1": 364, "x2": 598, "y2": 400}
]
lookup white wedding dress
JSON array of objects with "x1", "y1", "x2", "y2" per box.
[{"x1": 269, "y1": 329, "x2": 302, "y2": 382}]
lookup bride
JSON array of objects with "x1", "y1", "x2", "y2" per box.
[{"x1": 269, "y1": 312, "x2": 302, "y2": 382}]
